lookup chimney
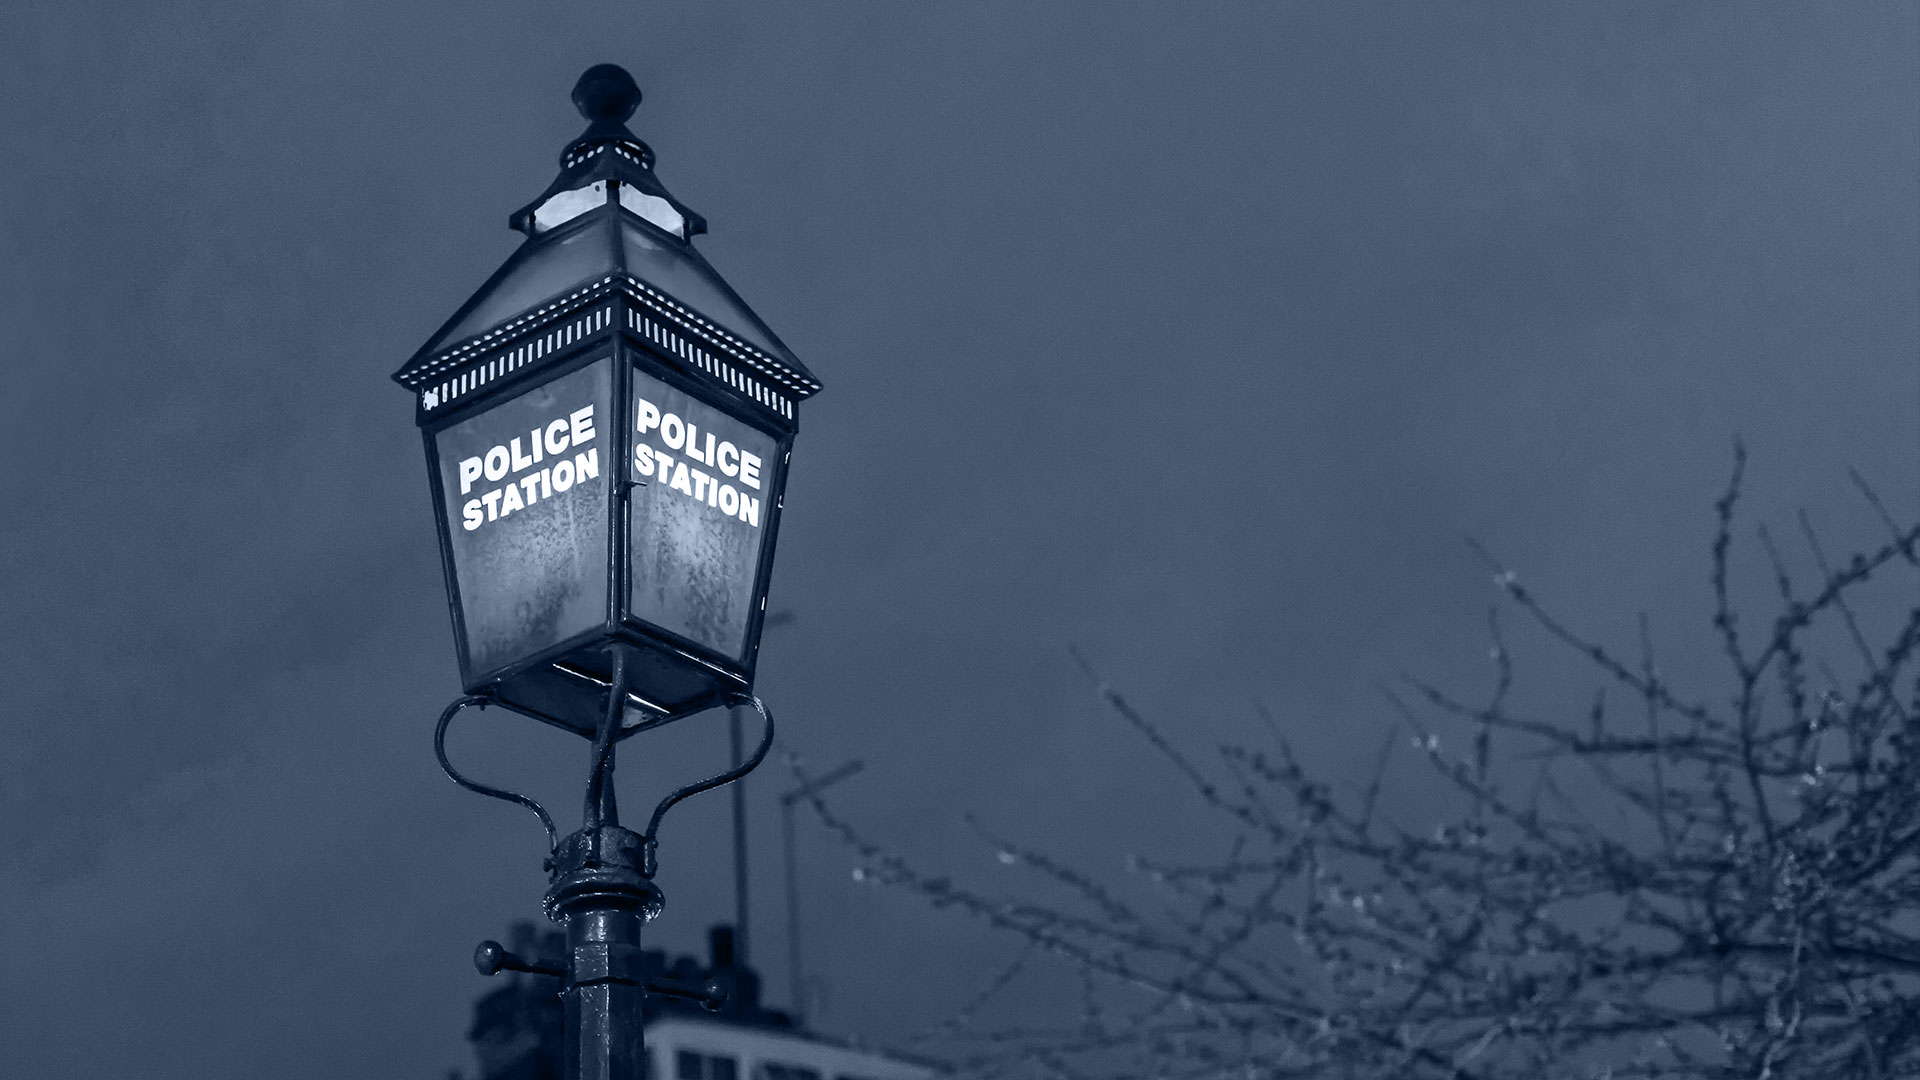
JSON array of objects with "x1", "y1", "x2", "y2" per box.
[{"x1": 709, "y1": 925, "x2": 736, "y2": 969}]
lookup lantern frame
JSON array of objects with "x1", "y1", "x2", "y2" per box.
[{"x1": 399, "y1": 165, "x2": 817, "y2": 738}]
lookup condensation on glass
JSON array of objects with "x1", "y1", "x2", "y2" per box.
[
  {"x1": 627, "y1": 367, "x2": 777, "y2": 662},
  {"x1": 436, "y1": 358, "x2": 613, "y2": 676}
]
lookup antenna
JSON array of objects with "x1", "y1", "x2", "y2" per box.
[
  {"x1": 779, "y1": 757, "x2": 865, "y2": 1021},
  {"x1": 731, "y1": 608, "x2": 794, "y2": 966}
]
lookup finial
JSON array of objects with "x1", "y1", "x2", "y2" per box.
[{"x1": 572, "y1": 64, "x2": 641, "y2": 124}]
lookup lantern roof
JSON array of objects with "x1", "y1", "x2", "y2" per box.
[{"x1": 394, "y1": 65, "x2": 819, "y2": 397}]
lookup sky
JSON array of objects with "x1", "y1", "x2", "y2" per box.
[{"x1": 2, "y1": 3, "x2": 1915, "y2": 1077}]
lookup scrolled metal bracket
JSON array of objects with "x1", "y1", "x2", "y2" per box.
[
  {"x1": 638, "y1": 693, "x2": 775, "y2": 877},
  {"x1": 434, "y1": 693, "x2": 560, "y2": 854}
]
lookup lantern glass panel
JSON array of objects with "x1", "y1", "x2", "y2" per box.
[
  {"x1": 427, "y1": 225, "x2": 616, "y2": 356},
  {"x1": 615, "y1": 184, "x2": 686, "y2": 237},
  {"x1": 435, "y1": 357, "x2": 613, "y2": 677},
  {"x1": 619, "y1": 217, "x2": 782, "y2": 357},
  {"x1": 627, "y1": 368, "x2": 778, "y2": 662},
  {"x1": 531, "y1": 181, "x2": 610, "y2": 233}
]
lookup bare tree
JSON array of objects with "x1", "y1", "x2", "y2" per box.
[{"x1": 805, "y1": 448, "x2": 1920, "y2": 1079}]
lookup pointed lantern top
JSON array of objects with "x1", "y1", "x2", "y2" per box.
[
  {"x1": 394, "y1": 63, "x2": 819, "y2": 408},
  {"x1": 510, "y1": 62, "x2": 702, "y2": 239},
  {"x1": 571, "y1": 64, "x2": 642, "y2": 140}
]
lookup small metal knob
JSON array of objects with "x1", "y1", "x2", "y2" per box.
[
  {"x1": 474, "y1": 940, "x2": 508, "y2": 976},
  {"x1": 573, "y1": 64, "x2": 640, "y2": 123},
  {"x1": 645, "y1": 975, "x2": 730, "y2": 1012},
  {"x1": 474, "y1": 940, "x2": 565, "y2": 978}
]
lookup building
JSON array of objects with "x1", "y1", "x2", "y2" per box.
[{"x1": 454, "y1": 922, "x2": 940, "y2": 1080}]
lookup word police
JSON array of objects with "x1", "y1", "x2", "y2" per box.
[
  {"x1": 455, "y1": 406, "x2": 600, "y2": 531},
  {"x1": 631, "y1": 398, "x2": 763, "y2": 528}
]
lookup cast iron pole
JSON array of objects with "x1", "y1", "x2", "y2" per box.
[{"x1": 544, "y1": 648, "x2": 656, "y2": 1080}]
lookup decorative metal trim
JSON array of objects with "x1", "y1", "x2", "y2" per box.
[
  {"x1": 421, "y1": 303, "x2": 614, "y2": 412},
  {"x1": 406, "y1": 272, "x2": 819, "y2": 421},
  {"x1": 434, "y1": 694, "x2": 559, "y2": 853},
  {"x1": 563, "y1": 144, "x2": 605, "y2": 169},
  {"x1": 560, "y1": 141, "x2": 649, "y2": 171},
  {"x1": 402, "y1": 276, "x2": 622, "y2": 389},
  {"x1": 626, "y1": 307, "x2": 794, "y2": 421},
  {"x1": 616, "y1": 277, "x2": 821, "y2": 399},
  {"x1": 639, "y1": 694, "x2": 775, "y2": 877}
]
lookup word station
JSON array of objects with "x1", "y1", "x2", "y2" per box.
[
  {"x1": 631, "y1": 398, "x2": 764, "y2": 528},
  {"x1": 455, "y1": 406, "x2": 601, "y2": 531}
]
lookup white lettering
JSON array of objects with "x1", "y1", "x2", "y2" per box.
[
  {"x1": 570, "y1": 405, "x2": 596, "y2": 448},
  {"x1": 454, "y1": 403, "x2": 625, "y2": 533},
  {"x1": 462, "y1": 396, "x2": 774, "y2": 535},
  {"x1": 635, "y1": 398, "x2": 661, "y2": 435},
  {"x1": 459, "y1": 456, "x2": 484, "y2": 495}
]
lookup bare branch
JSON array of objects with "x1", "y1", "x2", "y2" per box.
[{"x1": 815, "y1": 463, "x2": 1920, "y2": 1079}]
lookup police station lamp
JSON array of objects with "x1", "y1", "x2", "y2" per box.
[
  {"x1": 394, "y1": 65, "x2": 821, "y2": 1079},
  {"x1": 395, "y1": 64, "x2": 820, "y2": 735}
]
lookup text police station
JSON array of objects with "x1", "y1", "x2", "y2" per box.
[{"x1": 630, "y1": 397, "x2": 763, "y2": 528}]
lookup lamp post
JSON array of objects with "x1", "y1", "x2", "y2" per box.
[{"x1": 393, "y1": 64, "x2": 822, "y2": 1080}]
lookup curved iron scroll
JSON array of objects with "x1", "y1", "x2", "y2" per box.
[
  {"x1": 434, "y1": 694, "x2": 559, "y2": 853},
  {"x1": 640, "y1": 694, "x2": 774, "y2": 877}
]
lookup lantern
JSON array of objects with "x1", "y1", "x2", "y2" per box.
[{"x1": 393, "y1": 64, "x2": 820, "y2": 738}]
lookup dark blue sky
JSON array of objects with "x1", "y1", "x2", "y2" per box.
[{"x1": 3, "y1": 4, "x2": 1914, "y2": 1076}]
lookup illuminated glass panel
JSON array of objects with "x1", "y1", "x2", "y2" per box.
[
  {"x1": 616, "y1": 183, "x2": 686, "y2": 237},
  {"x1": 628, "y1": 368, "x2": 778, "y2": 661},
  {"x1": 531, "y1": 180, "x2": 609, "y2": 232},
  {"x1": 436, "y1": 358, "x2": 613, "y2": 677}
]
